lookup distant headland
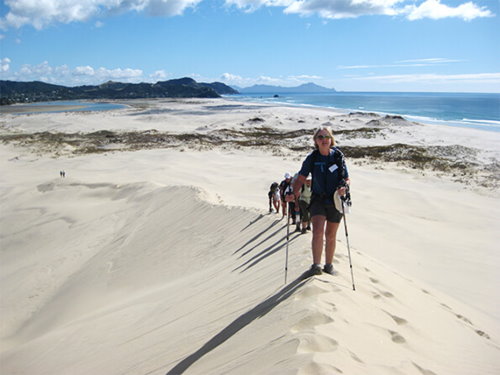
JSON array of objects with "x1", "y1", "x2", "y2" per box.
[
  {"x1": 233, "y1": 82, "x2": 336, "y2": 94},
  {"x1": 0, "y1": 78, "x2": 238, "y2": 105}
]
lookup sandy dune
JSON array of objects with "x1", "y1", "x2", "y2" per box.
[{"x1": 1, "y1": 99, "x2": 499, "y2": 374}]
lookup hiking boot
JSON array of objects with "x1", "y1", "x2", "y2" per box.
[
  {"x1": 303, "y1": 264, "x2": 322, "y2": 279},
  {"x1": 295, "y1": 224, "x2": 301, "y2": 233},
  {"x1": 301, "y1": 228, "x2": 307, "y2": 234},
  {"x1": 323, "y1": 264, "x2": 334, "y2": 275}
]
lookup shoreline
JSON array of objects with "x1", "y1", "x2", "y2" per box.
[
  {"x1": 2, "y1": 92, "x2": 500, "y2": 132},
  {"x1": 225, "y1": 92, "x2": 500, "y2": 133},
  {"x1": 1, "y1": 98, "x2": 499, "y2": 190}
]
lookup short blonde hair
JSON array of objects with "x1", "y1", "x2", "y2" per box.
[{"x1": 313, "y1": 126, "x2": 335, "y2": 149}]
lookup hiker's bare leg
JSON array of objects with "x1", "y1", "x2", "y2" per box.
[
  {"x1": 325, "y1": 221, "x2": 340, "y2": 264},
  {"x1": 311, "y1": 215, "x2": 326, "y2": 264}
]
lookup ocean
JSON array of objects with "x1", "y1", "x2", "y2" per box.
[{"x1": 228, "y1": 92, "x2": 500, "y2": 132}]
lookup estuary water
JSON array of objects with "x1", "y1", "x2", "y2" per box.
[{"x1": 1, "y1": 100, "x2": 127, "y2": 114}]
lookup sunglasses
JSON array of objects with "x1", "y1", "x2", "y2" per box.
[{"x1": 316, "y1": 135, "x2": 332, "y2": 140}]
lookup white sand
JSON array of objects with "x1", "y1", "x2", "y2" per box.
[{"x1": 1, "y1": 99, "x2": 499, "y2": 374}]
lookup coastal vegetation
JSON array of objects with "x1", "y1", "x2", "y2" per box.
[{"x1": 1, "y1": 123, "x2": 495, "y2": 188}]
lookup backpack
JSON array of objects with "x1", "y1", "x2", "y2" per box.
[
  {"x1": 310, "y1": 147, "x2": 352, "y2": 207},
  {"x1": 310, "y1": 147, "x2": 347, "y2": 184}
]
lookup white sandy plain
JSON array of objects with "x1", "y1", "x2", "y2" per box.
[{"x1": 0, "y1": 98, "x2": 499, "y2": 374}]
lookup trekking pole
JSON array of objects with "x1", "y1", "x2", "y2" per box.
[
  {"x1": 284, "y1": 205, "x2": 290, "y2": 284},
  {"x1": 341, "y1": 198, "x2": 356, "y2": 291}
]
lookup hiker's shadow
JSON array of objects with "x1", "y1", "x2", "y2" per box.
[
  {"x1": 165, "y1": 276, "x2": 305, "y2": 375},
  {"x1": 233, "y1": 231, "x2": 302, "y2": 273},
  {"x1": 234, "y1": 219, "x2": 282, "y2": 255}
]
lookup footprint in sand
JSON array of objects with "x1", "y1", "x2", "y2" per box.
[
  {"x1": 291, "y1": 312, "x2": 334, "y2": 333},
  {"x1": 369, "y1": 277, "x2": 379, "y2": 284},
  {"x1": 389, "y1": 314, "x2": 408, "y2": 326},
  {"x1": 383, "y1": 310, "x2": 407, "y2": 325},
  {"x1": 475, "y1": 330, "x2": 491, "y2": 339},
  {"x1": 372, "y1": 290, "x2": 394, "y2": 299},
  {"x1": 456, "y1": 314, "x2": 473, "y2": 324},
  {"x1": 389, "y1": 330, "x2": 406, "y2": 344},
  {"x1": 294, "y1": 281, "x2": 330, "y2": 300},
  {"x1": 349, "y1": 350, "x2": 364, "y2": 363},
  {"x1": 297, "y1": 334, "x2": 339, "y2": 353},
  {"x1": 455, "y1": 314, "x2": 491, "y2": 339}
]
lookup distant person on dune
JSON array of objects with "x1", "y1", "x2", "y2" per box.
[{"x1": 292, "y1": 126, "x2": 350, "y2": 277}]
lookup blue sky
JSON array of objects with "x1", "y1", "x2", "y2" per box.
[{"x1": 0, "y1": 0, "x2": 499, "y2": 92}]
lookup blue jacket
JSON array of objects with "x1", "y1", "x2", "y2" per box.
[{"x1": 298, "y1": 148, "x2": 349, "y2": 204}]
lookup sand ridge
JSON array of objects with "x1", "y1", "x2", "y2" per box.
[
  {"x1": 1, "y1": 180, "x2": 498, "y2": 374},
  {"x1": 1, "y1": 98, "x2": 499, "y2": 374}
]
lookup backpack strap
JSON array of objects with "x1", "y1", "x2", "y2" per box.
[{"x1": 310, "y1": 147, "x2": 347, "y2": 184}]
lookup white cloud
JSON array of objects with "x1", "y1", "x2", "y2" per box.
[
  {"x1": 1, "y1": 57, "x2": 11, "y2": 72},
  {"x1": 220, "y1": 72, "x2": 325, "y2": 87},
  {"x1": 224, "y1": 1, "x2": 293, "y2": 13},
  {"x1": 0, "y1": 0, "x2": 494, "y2": 29},
  {"x1": 285, "y1": 0, "x2": 403, "y2": 19},
  {"x1": 334, "y1": 71, "x2": 500, "y2": 91},
  {"x1": 290, "y1": 74, "x2": 322, "y2": 80},
  {"x1": 338, "y1": 57, "x2": 462, "y2": 69},
  {"x1": 144, "y1": 0, "x2": 202, "y2": 16},
  {"x1": 224, "y1": 0, "x2": 493, "y2": 20},
  {"x1": 350, "y1": 72, "x2": 500, "y2": 83},
  {"x1": 74, "y1": 66, "x2": 95, "y2": 76},
  {"x1": 0, "y1": 0, "x2": 203, "y2": 30},
  {"x1": 150, "y1": 70, "x2": 169, "y2": 80},
  {"x1": 396, "y1": 58, "x2": 462, "y2": 64},
  {"x1": 19, "y1": 61, "x2": 53, "y2": 77},
  {"x1": 2, "y1": 60, "x2": 146, "y2": 85},
  {"x1": 96, "y1": 67, "x2": 143, "y2": 80},
  {"x1": 404, "y1": 0, "x2": 493, "y2": 21},
  {"x1": 221, "y1": 72, "x2": 244, "y2": 81}
]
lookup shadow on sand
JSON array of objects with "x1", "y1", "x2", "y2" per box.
[{"x1": 165, "y1": 276, "x2": 306, "y2": 375}]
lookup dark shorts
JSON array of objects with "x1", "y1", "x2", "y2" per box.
[
  {"x1": 310, "y1": 199, "x2": 343, "y2": 223},
  {"x1": 298, "y1": 200, "x2": 311, "y2": 222}
]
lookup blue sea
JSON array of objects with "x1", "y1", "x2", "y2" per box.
[{"x1": 228, "y1": 92, "x2": 500, "y2": 132}]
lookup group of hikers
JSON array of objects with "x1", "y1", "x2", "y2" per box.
[
  {"x1": 268, "y1": 173, "x2": 312, "y2": 234},
  {"x1": 267, "y1": 126, "x2": 351, "y2": 278}
]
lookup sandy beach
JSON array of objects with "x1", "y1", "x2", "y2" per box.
[{"x1": 1, "y1": 98, "x2": 499, "y2": 374}]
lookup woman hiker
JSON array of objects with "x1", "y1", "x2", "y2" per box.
[{"x1": 292, "y1": 126, "x2": 350, "y2": 277}]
